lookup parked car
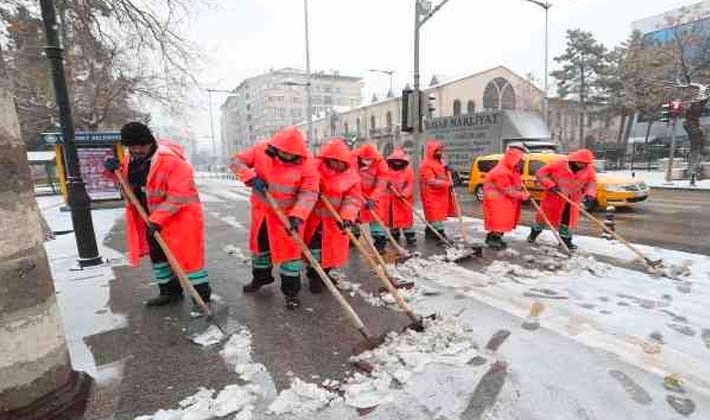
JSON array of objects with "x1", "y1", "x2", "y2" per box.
[{"x1": 467, "y1": 152, "x2": 650, "y2": 209}]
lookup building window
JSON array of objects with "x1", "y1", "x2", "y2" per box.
[
  {"x1": 483, "y1": 77, "x2": 516, "y2": 110},
  {"x1": 370, "y1": 116, "x2": 376, "y2": 130},
  {"x1": 467, "y1": 100, "x2": 475, "y2": 114},
  {"x1": 386, "y1": 111, "x2": 392, "y2": 127},
  {"x1": 344, "y1": 122, "x2": 349, "y2": 135},
  {"x1": 356, "y1": 118, "x2": 361, "y2": 135},
  {"x1": 453, "y1": 99, "x2": 462, "y2": 116}
]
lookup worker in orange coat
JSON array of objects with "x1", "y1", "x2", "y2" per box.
[
  {"x1": 355, "y1": 143, "x2": 389, "y2": 253},
  {"x1": 304, "y1": 138, "x2": 363, "y2": 293},
  {"x1": 383, "y1": 148, "x2": 416, "y2": 245},
  {"x1": 103, "y1": 122, "x2": 210, "y2": 308},
  {"x1": 418, "y1": 140, "x2": 455, "y2": 241},
  {"x1": 527, "y1": 149, "x2": 597, "y2": 250},
  {"x1": 229, "y1": 126, "x2": 319, "y2": 309},
  {"x1": 482, "y1": 147, "x2": 530, "y2": 250}
]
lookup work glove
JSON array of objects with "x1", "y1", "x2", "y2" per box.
[
  {"x1": 364, "y1": 199, "x2": 376, "y2": 210},
  {"x1": 147, "y1": 222, "x2": 161, "y2": 238},
  {"x1": 246, "y1": 176, "x2": 268, "y2": 193},
  {"x1": 103, "y1": 157, "x2": 120, "y2": 171},
  {"x1": 549, "y1": 185, "x2": 562, "y2": 195},
  {"x1": 287, "y1": 216, "x2": 302, "y2": 234},
  {"x1": 337, "y1": 219, "x2": 354, "y2": 232},
  {"x1": 582, "y1": 195, "x2": 596, "y2": 210}
]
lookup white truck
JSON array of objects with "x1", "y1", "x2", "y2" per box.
[{"x1": 423, "y1": 110, "x2": 558, "y2": 184}]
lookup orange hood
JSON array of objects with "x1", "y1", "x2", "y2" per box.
[
  {"x1": 386, "y1": 148, "x2": 410, "y2": 163},
  {"x1": 318, "y1": 138, "x2": 352, "y2": 165},
  {"x1": 269, "y1": 126, "x2": 309, "y2": 157},
  {"x1": 501, "y1": 147, "x2": 524, "y2": 170},
  {"x1": 424, "y1": 140, "x2": 444, "y2": 160},
  {"x1": 355, "y1": 143, "x2": 382, "y2": 162},
  {"x1": 568, "y1": 149, "x2": 594, "y2": 164}
]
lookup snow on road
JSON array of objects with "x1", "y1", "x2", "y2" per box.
[{"x1": 135, "y1": 209, "x2": 710, "y2": 419}]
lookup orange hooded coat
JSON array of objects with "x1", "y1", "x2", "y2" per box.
[
  {"x1": 483, "y1": 148, "x2": 528, "y2": 232},
  {"x1": 120, "y1": 140, "x2": 205, "y2": 272},
  {"x1": 229, "y1": 127, "x2": 319, "y2": 263},
  {"x1": 382, "y1": 149, "x2": 415, "y2": 229},
  {"x1": 304, "y1": 139, "x2": 363, "y2": 268},
  {"x1": 535, "y1": 149, "x2": 597, "y2": 228},
  {"x1": 355, "y1": 144, "x2": 389, "y2": 224},
  {"x1": 418, "y1": 140, "x2": 455, "y2": 222}
]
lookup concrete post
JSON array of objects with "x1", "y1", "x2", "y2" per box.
[{"x1": 0, "y1": 59, "x2": 91, "y2": 418}]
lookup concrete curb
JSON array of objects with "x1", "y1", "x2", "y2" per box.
[{"x1": 648, "y1": 185, "x2": 710, "y2": 192}]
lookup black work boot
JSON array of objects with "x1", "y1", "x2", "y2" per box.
[
  {"x1": 373, "y1": 236, "x2": 388, "y2": 254},
  {"x1": 391, "y1": 229, "x2": 401, "y2": 241},
  {"x1": 281, "y1": 274, "x2": 301, "y2": 309},
  {"x1": 435, "y1": 229, "x2": 448, "y2": 245},
  {"x1": 527, "y1": 228, "x2": 542, "y2": 243},
  {"x1": 561, "y1": 236, "x2": 578, "y2": 251},
  {"x1": 307, "y1": 267, "x2": 324, "y2": 294},
  {"x1": 190, "y1": 283, "x2": 212, "y2": 316},
  {"x1": 424, "y1": 226, "x2": 438, "y2": 241},
  {"x1": 243, "y1": 268, "x2": 274, "y2": 293},
  {"x1": 405, "y1": 232, "x2": 417, "y2": 245},
  {"x1": 485, "y1": 233, "x2": 501, "y2": 250},
  {"x1": 145, "y1": 279, "x2": 183, "y2": 307}
]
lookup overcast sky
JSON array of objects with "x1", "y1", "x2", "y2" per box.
[{"x1": 155, "y1": 0, "x2": 698, "y2": 148}]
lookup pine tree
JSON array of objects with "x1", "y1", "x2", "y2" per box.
[{"x1": 551, "y1": 29, "x2": 609, "y2": 148}]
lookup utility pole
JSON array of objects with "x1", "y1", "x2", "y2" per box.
[
  {"x1": 304, "y1": 0, "x2": 314, "y2": 148},
  {"x1": 40, "y1": 0, "x2": 101, "y2": 268},
  {"x1": 413, "y1": 0, "x2": 450, "y2": 170},
  {"x1": 207, "y1": 89, "x2": 215, "y2": 168},
  {"x1": 522, "y1": 0, "x2": 551, "y2": 125}
]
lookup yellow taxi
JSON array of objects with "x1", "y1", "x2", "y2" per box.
[{"x1": 467, "y1": 152, "x2": 650, "y2": 209}]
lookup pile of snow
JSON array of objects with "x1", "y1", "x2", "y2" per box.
[
  {"x1": 134, "y1": 385, "x2": 261, "y2": 420},
  {"x1": 267, "y1": 378, "x2": 341, "y2": 416},
  {"x1": 606, "y1": 169, "x2": 710, "y2": 190}
]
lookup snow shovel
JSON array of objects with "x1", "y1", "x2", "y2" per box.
[
  {"x1": 261, "y1": 190, "x2": 384, "y2": 351},
  {"x1": 389, "y1": 186, "x2": 479, "y2": 262},
  {"x1": 363, "y1": 194, "x2": 417, "y2": 263},
  {"x1": 321, "y1": 197, "x2": 428, "y2": 332},
  {"x1": 555, "y1": 192, "x2": 663, "y2": 270},
  {"x1": 113, "y1": 171, "x2": 230, "y2": 340},
  {"x1": 521, "y1": 184, "x2": 572, "y2": 256}
]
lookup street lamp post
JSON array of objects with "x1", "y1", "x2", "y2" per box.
[
  {"x1": 523, "y1": 0, "x2": 552, "y2": 126},
  {"x1": 413, "y1": 0, "x2": 450, "y2": 170},
  {"x1": 370, "y1": 69, "x2": 395, "y2": 97},
  {"x1": 304, "y1": 0, "x2": 314, "y2": 148},
  {"x1": 40, "y1": 0, "x2": 102, "y2": 267}
]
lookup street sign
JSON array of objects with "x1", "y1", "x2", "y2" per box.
[{"x1": 41, "y1": 131, "x2": 122, "y2": 144}]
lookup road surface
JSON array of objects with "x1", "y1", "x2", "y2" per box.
[{"x1": 457, "y1": 186, "x2": 710, "y2": 255}]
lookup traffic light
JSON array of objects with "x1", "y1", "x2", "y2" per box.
[
  {"x1": 420, "y1": 91, "x2": 436, "y2": 118},
  {"x1": 401, "y1": 87, "x2": 414, "y2": 132},
  {"x1": 660, "y1": 103, "x2": 671, "y2": 123}
]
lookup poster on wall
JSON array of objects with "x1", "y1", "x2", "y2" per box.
[{"x1": 77, "y1": 147, "x2": 121, "y2": 200}]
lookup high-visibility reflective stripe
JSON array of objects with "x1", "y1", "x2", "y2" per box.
[
  {"x1": 342, "y1": 196, "x2": 362, "y2": 208},
  {"x1": 251, "y1": 252, "x2": 272, "y2": 269},
  {"x1": 269, "y1": 183, "x2": 298, "y2": 194},
  {"x1": 294, "y1": 191, "x2": 318, "y2": 210},
  {"x1": 322, "y1": 196, "x2": 343, "y2": 207},
  {"x1": 147, "y1": 190, "x2": 167, "y2": 199},
  {"x1": 427, "y1": 177, "x2": 448, "y2": 187},
  {"x1": 280, "y1": 260, "x2": 302, "y2": 276},
  {"x1": 164, "y1": 194, "x2": 200, "y2": 204},
  {"x1": 253, "y1": 193, "x2": 296, "y2": 209},
  {"x1": 151, "y1": 202, "x2": 180, "y2": 215}
]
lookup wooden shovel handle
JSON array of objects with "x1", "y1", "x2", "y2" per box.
[
  {"x1": 389, "y1": 185, "x2": 455, "y2": 247},
  {"x1": 113, "y1": 170, "x2": 211, "y2": 317},
  {"x1": 447, "y1": 172, "x2": 469, "y2": 243},
  {"x1": 555, "y1": 192, "x2": 653, "y2": 264},
  {"x1": 262, "y1": 190, "x2": 372, "y2": 339},
  {"x1": 363, "y1": 193, "x2": 410, "y2": 256},
  {"x1": 320, "y1": 197, "x2": 419, "y2": 323},
  {"x1": 521, "y1": 184, "x2": 571, "y2": 256}
]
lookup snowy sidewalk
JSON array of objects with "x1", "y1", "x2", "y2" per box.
[{"x1": 607, "y1": 169, "x2": 710, "y2": 190}]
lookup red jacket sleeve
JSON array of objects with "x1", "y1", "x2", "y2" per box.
[
  {"x1": 401, "y1": 168, "x2": 415, "y2": 198},
  {"x1": 229, "y1": 146, "x2": 257, "y2": 183},
  {"x1": 148, "y1": 160, "x2": 200, "y2": 226},
  {"x1": 288, "y1": 159, "x2": 319, "y2": 221},
  {"x1": 340, "y1": 181, "x2": 363, "y2": 222},
  {"x1": 536, "y1": 163, "x2": 557, "y2": 190},
  {"x1": 420, "y1": 165, "x2": 450, "y2": 190}
]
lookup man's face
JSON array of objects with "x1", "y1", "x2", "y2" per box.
[
  {"x1": 433, "y1": 148, "x2": 444, "y2": 160},
  {"x1": 325, "y1": 158, "x2": 348, "y2": 173},
  {"x1": 569, "y1": 161, "x2": 589, "y2": 173},
  {"x1": 276, "y1": 149, "x2": 300, "y2": 163},
  {"x1": 128, "y1": 143, "x2": 153, "y2": 159},
  {"x1": 515, "y1": 160, "x2": 524, "y2": 174}
]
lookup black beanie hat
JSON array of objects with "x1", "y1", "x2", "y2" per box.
[{"x1": 120, "y1": 122, "x2": 155, "y2": 146}]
